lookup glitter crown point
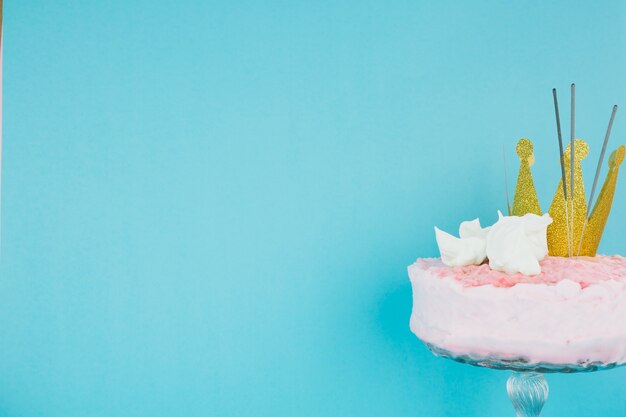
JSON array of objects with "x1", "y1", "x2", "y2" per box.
[{"x1": 511, "y1": 139, "x2": 623, "y2": 257}]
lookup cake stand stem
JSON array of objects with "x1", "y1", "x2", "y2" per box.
[{"x1": 506, "y1": 372, "x2": 549, "y2": 417}]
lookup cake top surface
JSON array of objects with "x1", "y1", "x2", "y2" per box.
[{"x1": 417, "y1": 255, "x2": 626, "y2": 288}]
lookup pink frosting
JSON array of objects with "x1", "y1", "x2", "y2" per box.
[{"x1": 418, "y1": 255, "x2": 626, "y2": 288}]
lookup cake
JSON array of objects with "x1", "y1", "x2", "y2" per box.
[
  {"x1": 409, "y1": 256, "x2": 626, "y2": 368},
  {"x1": 409, "y1": 90, "x2": 626, "y2": 370}
]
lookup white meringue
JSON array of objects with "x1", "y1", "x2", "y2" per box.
[
  {"x1": 459, "y1": 218, "x2": 491, "y2": 239},
  {"x1": 434, "y1": 221, "x2": 488, "y2": 267},
  {"x1": 434, "y1": 213, "x2": 553, "y2": 275},
  {"x1": 486, "y1": 212, "x2": 553, "y2": 275}
]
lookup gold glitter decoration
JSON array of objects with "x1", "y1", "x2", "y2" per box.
[
  {"x1": 578, "y1": 145, "x2": 625, "y2": 256},
  {"x1": 547, "y1": 139, "x2": 588, "y2": 256},
  {"x1": 512, "y1": 138, "x2": 542, "y2": 216}
]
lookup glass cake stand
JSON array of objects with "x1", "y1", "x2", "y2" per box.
[{"x1": 425, "y1": 343, "x2": 623, "y2": 417}]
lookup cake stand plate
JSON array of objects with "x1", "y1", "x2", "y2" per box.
[{"x1": 425, "y1": 343, "x2": 623, "y2": 417}]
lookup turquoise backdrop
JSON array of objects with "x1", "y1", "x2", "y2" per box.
[{"x1": 1, "y1": 1, "x2": 626, "y2": 416}]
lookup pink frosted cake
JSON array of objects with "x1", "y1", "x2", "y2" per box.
[
  {"x1": 409, "y1": 132, "x2": 626, "y2": 370},
  {"x1": 409, "y1": 255, "x2": 626, "y2": 367}
]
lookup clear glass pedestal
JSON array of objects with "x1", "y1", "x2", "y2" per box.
[
  {"x1": 506, "y1": 372, "x2": 548, "y2": 417},
  {"x1": 425, "y1": 343, "x2": 622, "y2": 417}
]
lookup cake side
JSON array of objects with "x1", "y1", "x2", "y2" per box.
[{"x1": 409, "y1": 258, "x2": 626, "y2": 366}]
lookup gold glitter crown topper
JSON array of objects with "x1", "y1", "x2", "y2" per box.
[{"x1": 509, "y1": 86, "x2": 622, "y2": 257}]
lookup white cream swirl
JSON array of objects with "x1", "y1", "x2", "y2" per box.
[
  {"x1": 435, "y1": 212, "x2": 553, "y2": 275},
  {"x1": 434, "y1": 218, "x2": 489, "y2": 267},
  {"x1": 486, "y1": 212, "x2": 552, "y2": 275}
]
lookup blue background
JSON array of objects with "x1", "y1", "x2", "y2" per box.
[{"x1": 2, "y1": 1, "x2": 626, "y2": 416}]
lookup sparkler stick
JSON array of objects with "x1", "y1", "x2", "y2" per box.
[
  {"x1": 570, "y1": 83, "x2": 576, "y2": 254},
  {"x1": 576, "y1": 105, "x2": 618, "y2": 255},
  {"x1": 553, "y1": 88, "x2": 571, "y2": 257}
]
